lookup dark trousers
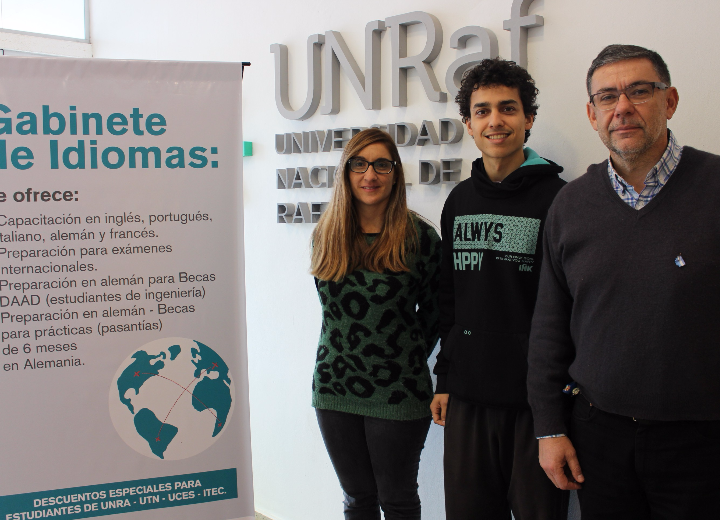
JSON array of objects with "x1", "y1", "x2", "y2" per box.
[
  {"x1": 316, "y1": 408, "x2": 431, "y2": 520},
  {"x1": 444, "y1": 396, "x2": 569, "y2": 520},
  {"x1": 571, "y1": 394, "x2": 720, "y2": 519}
]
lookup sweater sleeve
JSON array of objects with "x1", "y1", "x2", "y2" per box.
[
  {"x1": 432, "y1": 200, "x2": 456, "y2": 393},
  {"x1": 415, "y1": 223, "x2": 442, "y2": 359},
  {"x1": 527, "y1": 203, "x2": 576, "y2": 437}
]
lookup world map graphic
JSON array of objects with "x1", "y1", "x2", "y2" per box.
[{"x1": 109, "y1": 338, "x2": 235, "y2": 460}]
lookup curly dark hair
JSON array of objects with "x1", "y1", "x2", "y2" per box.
[{"x1": 455, "y1": 58, "x2": 539, "y2": 143}]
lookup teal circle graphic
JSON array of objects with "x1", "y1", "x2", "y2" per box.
[{"x1": 109, "y1": 337, "x2": 235, "y2": 460}]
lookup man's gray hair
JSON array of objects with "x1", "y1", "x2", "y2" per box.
[{"x1": 586, "y1": 44, "x2": 671, "y2": 96}]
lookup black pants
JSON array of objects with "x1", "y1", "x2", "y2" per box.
[
  {"x1": 571, "y1": 395, "x2": 720, "y2": 519},
  {"x1": 444, "y1": 396, "x2": 569, "y2": 520},
  {"x1": 316, "y1": 408, "x2": 431, "y2": 520}
]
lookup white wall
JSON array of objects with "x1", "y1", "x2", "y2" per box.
[{"x1": 89, "y1": 1, "x2": 720, "y2": 519}]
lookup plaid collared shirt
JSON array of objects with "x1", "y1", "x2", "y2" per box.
[{"x1": 608, "y1": 130, "x2": 683, "y2": 210}]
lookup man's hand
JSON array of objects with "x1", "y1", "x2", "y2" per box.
[
  {"x1": 539, "y1": 436, "x2": 584, "y2": 490},
  {"x1": 430, "y1": 393, "x2": 449, "y2": 426}
]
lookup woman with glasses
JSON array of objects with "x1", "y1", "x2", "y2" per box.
[{"x1": 310, "y1": 128, "x2": 441, "y2": 520}]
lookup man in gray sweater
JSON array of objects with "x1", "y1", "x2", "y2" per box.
[{"x1": 528, "y1": 44, "x2": 720, "y2": 519}]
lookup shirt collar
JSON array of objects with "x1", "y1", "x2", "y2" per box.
[{"x1": 607, "y1": 130, "x2": 682, "y2": 191}]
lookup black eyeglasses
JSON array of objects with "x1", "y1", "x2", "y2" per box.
[
  {"x1": 347, "y1": 157, "x2": 395, "y2": 175},
  {"x1": 589, "y1": 82, "x2": 668, "y2": 111}
]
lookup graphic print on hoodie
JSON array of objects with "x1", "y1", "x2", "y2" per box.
[{"x1": 451, "y1": 213, "x2": 541, "y2": 272}]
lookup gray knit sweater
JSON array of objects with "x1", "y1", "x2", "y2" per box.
[{"x1": 528, "y1": 147, "x2": 720, "y2": 437}]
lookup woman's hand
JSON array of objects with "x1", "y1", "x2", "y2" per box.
[{"x1": 430, "y1": 393, "x2": 449, "y2": 426}]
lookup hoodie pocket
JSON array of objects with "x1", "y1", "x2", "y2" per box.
[{"x1": 445, "y1": 326, "x2": 529, "y2": 407}]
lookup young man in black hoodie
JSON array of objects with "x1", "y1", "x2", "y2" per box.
[{"x1": 431, "y1": 59, "x2": 568, "y2": 519}]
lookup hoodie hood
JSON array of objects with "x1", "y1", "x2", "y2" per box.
[{"x1": 471, "y1": 147, "x2": 564, "y2": 199}]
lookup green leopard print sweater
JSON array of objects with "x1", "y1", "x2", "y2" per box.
[{"x1": 312, "y1": 216, "x2": 441, "y2": 420}]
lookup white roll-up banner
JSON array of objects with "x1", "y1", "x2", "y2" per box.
[{"x1": 0, "y1": 57, "x2": 253, "y2": 520}]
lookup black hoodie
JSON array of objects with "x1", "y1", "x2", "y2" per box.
[{"x1": 434, "y1": 151, "x2": 566, "y2": 408}]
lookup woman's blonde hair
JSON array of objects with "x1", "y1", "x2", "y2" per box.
[{"x1": 311, "y1": 128, "x2": 417, "y2": 281}]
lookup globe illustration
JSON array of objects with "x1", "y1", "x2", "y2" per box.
[{"x1": 109, "y1": 337, "x2": 235, "y2": 460}]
